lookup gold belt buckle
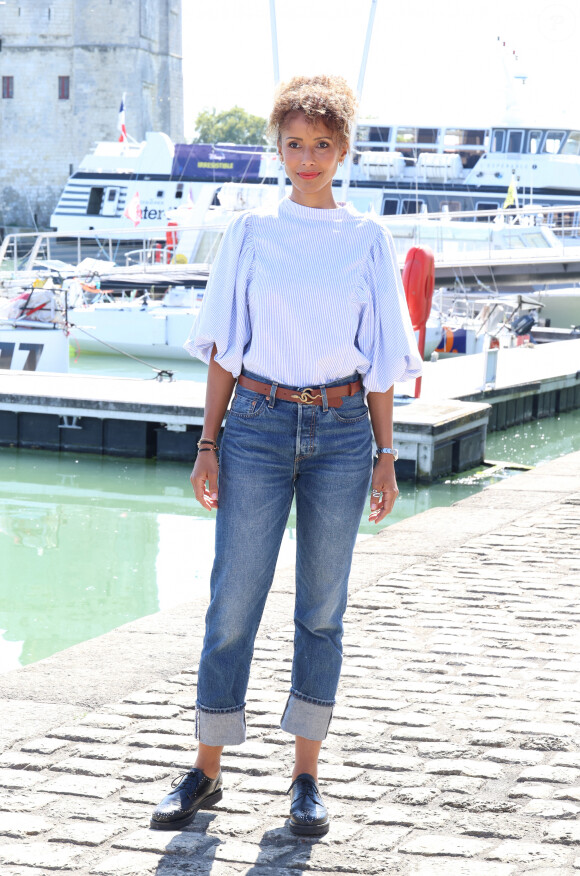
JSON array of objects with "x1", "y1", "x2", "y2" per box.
[{"x1": 291, "y1": 388, "x2": 321, "y2": 405}]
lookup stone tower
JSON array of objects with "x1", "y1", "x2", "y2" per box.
[{"x1": 0, "y1": 0, "x2": 183, "y2": 229}]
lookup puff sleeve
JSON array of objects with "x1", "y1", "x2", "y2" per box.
[
  {"x1": 183, "y1": 210, "x2": 254, "y2": 376},
  {"x1": 357, "y1": 227, "x2": 423, "y2": 393}
]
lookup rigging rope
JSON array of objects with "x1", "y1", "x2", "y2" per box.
[{"x1": 66, "y1": 321, "x2": 175, "y2": 381}]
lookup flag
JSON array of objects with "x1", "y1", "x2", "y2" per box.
[
  {"x1": 124, "y1": 191, "x2": 142, "y2": 226},
  {"x1": 117, "y1": 96, "x2": 128, "y2": 143},
  {"x1": 503, "y1": 175, "x2": 518, "y2": 209}
]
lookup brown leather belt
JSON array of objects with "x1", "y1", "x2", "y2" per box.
[{"x1": 237, "y1": 375, "x2": 362, "y2": 408}]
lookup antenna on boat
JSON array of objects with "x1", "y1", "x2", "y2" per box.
[
  {"x1": 496, "y1": 36, "x2": 527, "y2": 116},
  {"x1": 340, "y1": 0, "x2": 378, "y2": 204},
  {"x1": 269, "y1": 0, "x2": 286, "y2": 201}
]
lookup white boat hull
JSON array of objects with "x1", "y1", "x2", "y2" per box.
[
  {"x1": 0, "y1": 324, "x2": 69, "y2": 372},
  {"x1": 67, "y1": 303, "x2": 198, "y2": 360}
]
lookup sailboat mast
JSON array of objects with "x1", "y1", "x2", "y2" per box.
[
  {"x1": 341, "y1": 0, "x2": 378, "y2": 204},
  {"x1": 269, "y1": 0, "x2": 280, "y2": 82},
  {"x1": 269, "y1": 0, "x2": 287, "y2": 200}
]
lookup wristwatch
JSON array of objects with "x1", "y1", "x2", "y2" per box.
[{"x1": 375, "y1": 447, "x2": 399, "y2": 461}]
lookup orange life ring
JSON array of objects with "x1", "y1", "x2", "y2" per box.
[{"x1": 402, "y1": 245, "x2": 435, "y2": 330}]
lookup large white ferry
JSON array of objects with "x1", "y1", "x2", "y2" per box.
[{"x1": 50, "y1": 121, "x2": 580, "y2": 235}]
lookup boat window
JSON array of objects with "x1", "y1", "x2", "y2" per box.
[
  {"x1": 2, "y1": 76, "x2": 14, "y2": 99},
  {"x1": 86, "y1": 187, "x2": 104, "y2": 216},
  {"x1": 506, "y1": 130, "x2": 524, "y2": 153},
  {"x1": 175, "y1": 183, "x2": 184, "y2": 199},
  {"x1": 368, "y1": 126, "x2": 391, "y2": 144},
  {"x1": 401, "y1": 198, "x2": 426, "y2": 214},
  {"x1": 396, "y1": 127, "x2": 417, "y2": 144},
  {"x1": 156, "y1": 190, "x2": 164, "y2": 198},
  {"x1": 395, "y1": 127, "x2": 437, "y2": 145},
  {"x1": 443, "y1": 129, "x2": 487, "y2": 168},
  {"x1": 543, "y1": 131, "x2": 566, "y2": 153},
  {"x1": 558, "y1": 210, "x2": 580, "y2": 232},
  {"x1": 500, "y1": 231, "x2": 527, "y2": 249},
  {"x1": 491, "y1": 130, "x2": 505, "y2": 153},
  {"x1": 522, "y1": 231, "x2": 552, "y2": 247},
  {"x1": 476, "y1": 201, "x2": 500, "y2": 221},
  {"x1": 444, "y1": 129, "x2": 486, "y2": 148},
  {"x1": 356, "y1": 125, "x2": 391, "y2": 146},
  {"x1": 561, "y1": 131, "x2": 580, "y2": 156},
  {"x1": 526, "y1": 130, "x2": 543, "y2": 154},
  {"x1": 440, "y1": 200, "x2": 461, "y2": 213},
  {"x1": 381, "y1": 199, "x2": 398, "y2": 215},
  {"x1": 417, "y1": 128, "x2": 438, "y2": 144}
]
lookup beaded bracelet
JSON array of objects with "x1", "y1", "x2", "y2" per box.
[{"x1": 197, "y1": 438, "x2": 218, "y2": 450}]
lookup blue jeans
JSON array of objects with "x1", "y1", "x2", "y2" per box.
[{"x1": 196, "y1": 370, "x2": 372, "y2": 744}]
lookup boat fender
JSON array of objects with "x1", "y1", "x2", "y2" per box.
[{"x1": 436, "y1": 326, "x2": 455, "y2": 354}]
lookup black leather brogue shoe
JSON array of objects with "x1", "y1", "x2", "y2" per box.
[
  {"x1": 288, "y1": 773, "x2": 329, "y2": 836},
  {"x1": 150, "y1": 768, "x2": 223, "y2": 830}
]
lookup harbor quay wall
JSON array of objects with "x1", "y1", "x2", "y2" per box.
[
  {"x1": 0, "y1": 370, "x2": 492, "y2": 482},
  {"x1": 461, "y1": 375, "x2": 580, "y2": 432},
  {"x1": 0, "y1": 0, "x2": 183, "y2": 229},
  {"x1": 1, "y1": 364, "x2": 580, "y2": 479},
  {"x1": 0, "y1": 452, "x2": 578, "y2": 873}
]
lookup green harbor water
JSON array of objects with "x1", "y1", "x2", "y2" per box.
[{"x1": 1, "y1": 356, "x2": 579, "y2": 673}]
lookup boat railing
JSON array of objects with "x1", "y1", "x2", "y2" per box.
[
  {"x1": 383, "y1": 202, "x2": 580, "y2": 261},
  {"x1": 383, "y1": 202, "x2": 580, "y2": 232},
  {"x1": 124, "y1": 246, "x2": 191, "y2": 267},
  {"x1": 2, "y1": 206, "x2": 580, "y2": 277},
  {"x1": 0, "y1": 223, "x2": 228, "y2": 274}
]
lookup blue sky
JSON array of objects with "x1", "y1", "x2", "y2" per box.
[{"x1": 181, "y1": 0, "x2": 579, "y2": 139}]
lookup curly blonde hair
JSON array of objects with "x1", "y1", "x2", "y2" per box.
[{"x1": 267, "y1": 74, "x2": 357, "y2": 150}]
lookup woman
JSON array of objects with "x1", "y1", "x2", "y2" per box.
[{"x1": 151, "y1": 74, "x2": 421, "y2": 836}]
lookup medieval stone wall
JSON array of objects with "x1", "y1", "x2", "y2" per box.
[{"x1": 0, "y1": 0, "x2": 183, "y2": 229}]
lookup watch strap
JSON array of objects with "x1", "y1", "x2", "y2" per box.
[{"x1": 375, "y1": 447, "x2": 398, "y2": 461}]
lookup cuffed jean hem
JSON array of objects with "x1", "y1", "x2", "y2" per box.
[
  {"x1": 280, "y1": 691, "x2": 334, "y2": 741},
  {"x1": 195, "y1": 703, "x2": 246, "y2": 746}
]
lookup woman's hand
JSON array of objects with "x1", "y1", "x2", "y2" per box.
[
  {"x1": 368, "y1": 456, "x2": 399, "y2": 524},
  {"x1": 191, "y1": 450, "x2": 219, "y2": 510},
  {"x1": 191, "y1": 348, "x2": 236, "y2": 511}
]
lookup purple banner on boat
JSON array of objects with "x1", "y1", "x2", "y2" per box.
[{"x1": 172, "y1": 144, "x2": 265, "y2": 181}]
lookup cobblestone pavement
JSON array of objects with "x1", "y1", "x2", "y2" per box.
[{"x1": 1, "y1": 451, "x2": 579, "y2": 875}]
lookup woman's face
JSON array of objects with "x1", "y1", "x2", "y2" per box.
[{"x1": 278, "y1": 111, "x2": 347, "y2": 208}]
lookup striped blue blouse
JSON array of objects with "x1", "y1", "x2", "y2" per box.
[{"x1": 185, "y1": 196, "x2": 422, "y2": 393}]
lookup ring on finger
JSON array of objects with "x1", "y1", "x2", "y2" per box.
[{"x1": 371, "y1": 489, "x2": 382, "y2": 498}]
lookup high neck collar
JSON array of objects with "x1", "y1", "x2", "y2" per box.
[{"x1": 282, "y1": 196, "x2": 348, "y2": 219}]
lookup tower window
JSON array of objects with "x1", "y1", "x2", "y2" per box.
[
  {"x1": 2, "y1": 77, "x2": 14, "y2": 99},
  {"x1": 58, "y1": 76, "x2": 70, "y2": 100}
]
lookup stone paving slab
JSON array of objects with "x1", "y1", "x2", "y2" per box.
[{"x1": 0, "y1": 451, "x2": 579, "y2": 874}]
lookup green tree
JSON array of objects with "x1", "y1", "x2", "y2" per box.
[{"x1": 192, "y1": 106, "x2": 267, "y2": 145}]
